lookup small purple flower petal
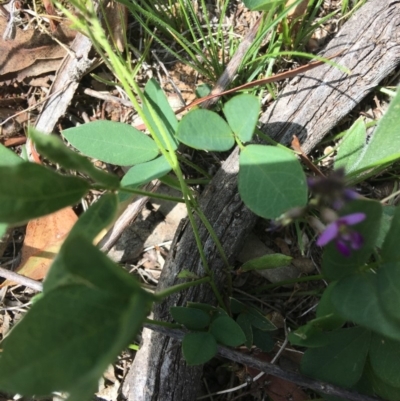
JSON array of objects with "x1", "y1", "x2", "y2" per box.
[
  {"x1": 336, "y1": 239, "x2": 351, "y2": 257},
  {"x1": 339, "y1": 212, "x2": 366, "y2": 226},
  {"x1": 349, "y1": 231, "x2": 364, "y2": 250},
  {"x1": 343, "y1": 189, "x2": 360, "y2": 201},
  {"x1": 316, "y1": 221, "x2": 339, "y2": 246}
]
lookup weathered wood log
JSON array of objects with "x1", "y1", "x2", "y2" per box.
[
  {"x1": 122, "y1": 1, "x2": 400, "y2": 399},
  {"x1": 122, "y1": 147, "x2": 258, "y2": 400},
  {"x1": 260, "y1": 0, "x2": 400, "y2": 153}
]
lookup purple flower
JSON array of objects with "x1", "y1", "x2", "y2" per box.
[{"x1": 316, "y1": 213, "x2": 366, "y2": 257}]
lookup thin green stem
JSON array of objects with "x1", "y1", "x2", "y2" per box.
[
  {"x1": 144, "y1": 318, "x2": 181, "y2": 329},
  {"x1": 155, "y1": 276, "x2": 211, "y2": 300},
  {"x1": 118, "y1": 187, "x2": 185, "y2": 203},
  {"x1": 253, "y1": 274, "x2": 323, "y2": 293}
]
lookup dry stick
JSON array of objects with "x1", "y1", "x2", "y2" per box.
[
  {"x1": 175, "y1": 49, "x2": 345, "y2": 115},
  {"x1": 145, "y1": 323, "x2": 382, "y2": 401},
  {"x1": 83, "y1": 87, "x2": 134, "y2": 108},
  {"x1": 0, "y1": 267, "x2": 43, "y2": 292},
  {"x1": 200, "y1": 16, "x2": 262, "y2": 109}
]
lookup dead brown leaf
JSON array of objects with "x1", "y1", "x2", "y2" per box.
[
  {"x1": 0, "y1": 19, "x2": 76, "y2": 84},
  {"x1": 1, "y1": 207, "x2": 77, "y2": 287}
]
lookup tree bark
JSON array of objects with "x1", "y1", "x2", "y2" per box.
[
  {"x1": 260, "y1": 0, "x2": 400, "y2": 153},
  {"x1": 123, "y1": 1, "x2": 400, "y2": 399},
  {"x1": 122, "y1": 147, "x2": 258, "y2": 400}
]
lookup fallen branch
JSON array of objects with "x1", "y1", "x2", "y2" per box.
[{"x1": 145, "y1": 323, "x2": 383, "y2": 401}]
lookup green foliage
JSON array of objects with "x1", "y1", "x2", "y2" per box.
[
  {"x1": 170, "y1": 306, "x2": 210, "y2": 330},
  {"x1": 223, "y1": 94, "x2": 260, "y2": 143},
  {"x1": 120, "y1": 155, "x2": 172, "y2": 201},
  {"x1": 336, "y1": 87, "x2": 400, "y2": 182},
  {"x1": 243, "y1": 0, "x2": 286, "y2": 11},
  {"x1": 0, "y1": 162, "x2": 90, "y2": 224},
  {"x1": 63, "y1": 120, "x2": 159, "y2": 166},
  {"x1": 1, "y1": 3, "x2": 398, "y2": 396},
  {"x1": 301, "y1": 327, "x2": 371, "y2": 388},
  {"x1": 239, "y1": 253, "x2": 292, "y2": 272},
  {"x1": 30, "y1": 128, "x2": 119, "y2": 189},
  {"x1": 238, "y1": 144, "x2": 308, "y2": 219},
  {"x1": 182, "y1": 332, "x2": 217, "y2": 366},
  {"x1": 0, "y1": 232, "x2": 154, "y2": 399},
  {"x1": 0, "y1": 143, "x2": 23, "y2": 166},
  {"x1": 143, "y1": 78, "x2": 179, "y2": 150},
  {"x1": 210, "y1": 316, "x2": 246, "y2": 347},
  {"x1": 177, "y1": 109, "x2": 235, "y2": 151}
]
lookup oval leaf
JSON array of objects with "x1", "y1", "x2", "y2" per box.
[
  {"x1": 30, "y1": 128, "x2": 119, "y2": 189},
  {"x1": 63, "y1": 120, "x2": 159, "y2": 166},
  {"x1": 369, "y1": 333, "x2": 400, "y2": 388},
  {"x1": 223, "y1": 94, "x2": 260, "y2": 143},
  {"x1": 301, "y1": 327, "x2": 371, "y2": 388},
  {"x1": 177, "y1": 109, "x2": 234, "y2": 151},
  {"x1": 119, "y1": 155, "x2": 171, "y2": 201},
  {"x1": 253, "y1": 328, "x2": 275, "y2": 352},
  {"x1": 0, "y1": 143, "x2": 23, "y2": 166},
  {"x1": 143, "y1": 78, "x2": 179, "y2": 150},
  {"x1": 240, "y1": 253, "x2": 292, "y2": 272},
  {"x1": 331, "y1": 271, "x2": 400, "y2": 341},
  {"x1": 0, "y1": 163, "x2": 89, "y2": 224},
  {"x1": 210, "y1": 315, "x2": 246, "y2": 347},
  {"x1": 170, "y1": 306, "x2": 210, "y2": 330},
  {"x1": 182, "y1": 332, "x2": 217, "y2": 366},
  {"x1": 239, "y1": 144, "x2": 307, "y2": 219}
]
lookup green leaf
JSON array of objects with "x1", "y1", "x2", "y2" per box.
[
  {"x1": 30, "y1": 128, "x2": 119, "y2": 189},
  {"x1": 331, "y1": 271, "x2": 400, "y2": 341},
  {"x1": 0, "y1": 143, "x2": 23, "y2": 166},
  {"x1": 210, "y1": 315, "x2": 246, "y2": 347},
  {"x1": 143, "y1": 78, "x2": 179, "y2": 151},
  {"x1": 0, "y1": 223, "x2": 6, "y2": 238},
  {"x1": 240, "y1": 253, "x2": 292, "y2": 272},
  {"x1": 230, "y1": 298, "x2": 246, "y2": 314},
  {"x1": 238, "y1": 144, "x2": 307, "y2": 219},
  {"x1": 247, "y1": 308, "x2": 276, "y2": 331},
  {"x1": 347, "y1": 87, "x2": 400, "y2": 179},
  {"x1": 236, "y1": 313, "x2": 253, "y2": 349},
  {"x1": 0, "y1": 284, "x2": 151, "y2": 399},
  {"x1": 301, "y1": 327, "x2": 371, "y2": 388},
  {"x1": 119, "y1": 155, "x2": 172, "y2": 201},
  {"x1": 380, "y1": 206, "x2": 400, "y2": 263},
  {"x1": 187, "y1": 302, "x2": 217, "y2": 314},
  {"x1": 253, "y1": 328, "x2": 275, "y2": 352},
  {"x1": 365, "y1": 361, "x2": 400, "y2": 401},
  {"x1": 243, "y1": 0, "x2": 286, "y2": 11},
  {"x1": 195, "y1": 83, "x2": 212, "y2": 98},
  {"x1": 63, "y1": 120, "x2": 159, "y2": 166},
  {"x1": 223, "y1": 94, "x2": 260, "y2": 143},
  {"x1": 334, "y1": 118, "x2": 366, "y2": 173},
  {"x1": 0, "y1": 163, "x2": 89, "y2": 224},
  {"x1": 289, "y1": 321, "x2": 330, "y2": 348},
  {"x1": 369, "y1": 333, "x2": 400, "y2": 388},
  {"x1": 176, "y1": 109, "x2": 235, "y2": 151},
  {"x1": 315, "y1": 287, "x2": 346, "y2": 331},
  {"x1": 376, "y1": 205, "x2": 396, "y2": 248},
  {"x1": 377, "y1": 261, "x2": 400, "y2": 324},
  {"x1": 68, "y1": 193, "x2": 118, "y2": 242},
  {"x1": 177, "y1": 270, "x2": 200, "y2": 279},
  {"x1": 170, "y1": 306, "x2": 210, "y2": 330},
  {"x1": 182, "y1": 332, "x2": 217, "y2": 365},
  {"x1": 43, "y1": 234, "x2": 143, "y2": 296},
  {"x1": 322, "y1": 199, "x2": 382, "y2": 281}
]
